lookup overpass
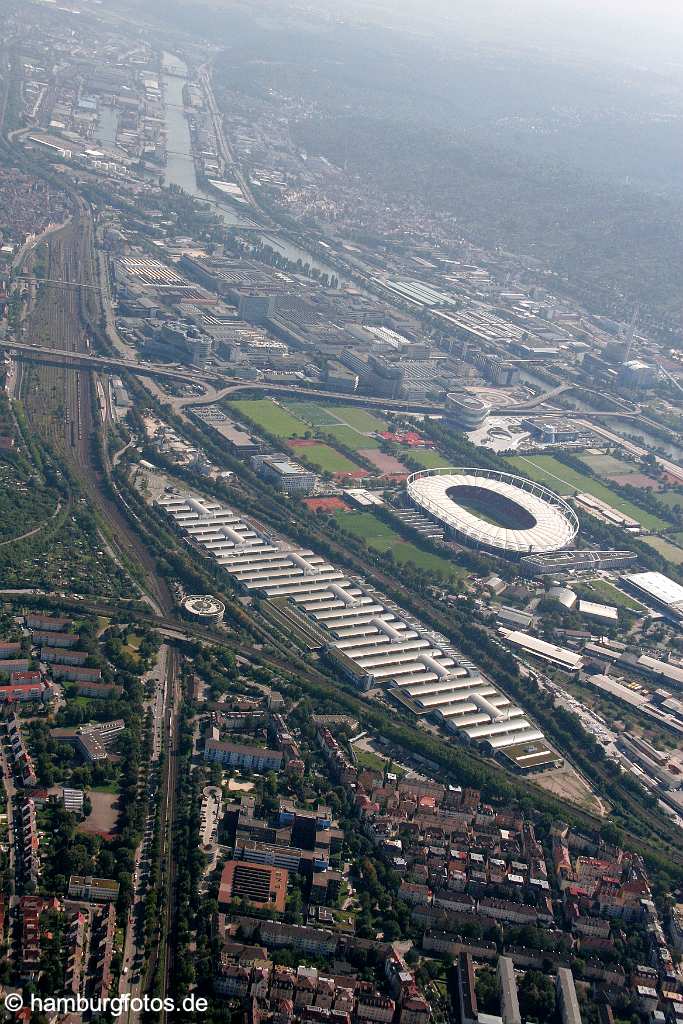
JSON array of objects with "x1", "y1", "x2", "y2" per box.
[
  {"x1": 1, "y1": 342, "x2": 445, "y2": 414},
  {"x1": 2, "y1": 342, "x2": 647, "y2": 422}
]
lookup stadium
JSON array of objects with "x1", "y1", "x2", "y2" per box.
[{"x1": 406, "y1": 467, "x2": 578, "y2": 557}]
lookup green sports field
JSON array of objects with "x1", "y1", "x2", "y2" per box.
[
  {"x1": 334, "y1": 510, "x2": 465, "y2": 580},
  {"x1": 576, "y1": 579, "x2": 647, "y2": 612},
  {"x1": 230, "y1": 399, "x2": 309, "y2": 437},
  {"x1": 284, "y1": 401, "x2": 340, "y2": 427},
  {"x1": 399, "y1": 448, "x2": 448, "y2": 469},
  {"x1": 505, "y1": 454, "x2": 670, "y2": 532},
  {"x1": 323, "y1": 425, "x2": 380, "y2": 449},
  {"x1": 328, "y1": 405, "x2": 387, "y2": 432},
  {"x1": 291, "y1": 443, "x2": 363, "y2": 475},
  {"x1": 579, "y1": 452, "x2": 641, "y2": 476},
  {"x1": 656, "y1": 491, "x2": 683, "y2": 512}
]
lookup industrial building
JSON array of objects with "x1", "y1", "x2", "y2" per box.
[
  {"x1": 621, "y1": 571, "x2": 683, "y2": 622},
  {"x1": 519, "y1": 549, "x2": 637, "y2": 577},
  {"x1": 252, "y1": 453, "x2": 317, "y2": 494},
  {"x1": 407, "y1": 468, "x2": 578, "y2": 557},
  {"x1": 498, "y1": 629, "x2": 584, "y2": 672},
  {"x1": 157, "y1": 492, "x2": 556, "y2": 771}
]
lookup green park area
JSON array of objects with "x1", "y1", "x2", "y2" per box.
[
  {"x1": 334, "y1": 510, "x2": 465, "y2": 580},
  {"x1": 506, "y1": 454, "x2": 670, "y2": 532},
  {"x1": 230, "y1": 399, "x2": 309, "y2": 438},
  {"x1": 291, "y1": 443, "x2": 364, "y2": 475}
]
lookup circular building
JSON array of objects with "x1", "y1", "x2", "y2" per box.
[
  {"x1": 407, "y1": 467, "x2": 578, "y2": 557},
  {"x1": 182, "y1": 594, "x2": 225, "y2": 625},
  {"x1": 445, "y1": 391, "x2": 491, "y2": 430}
]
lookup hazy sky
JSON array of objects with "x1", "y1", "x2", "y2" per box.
[{"x1": 334, "y1": 0, "x2": 683, "y2": 67}]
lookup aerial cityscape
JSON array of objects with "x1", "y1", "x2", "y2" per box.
[{"x1": 0, "y1": 0, "x2": 682, "y2": 1021}]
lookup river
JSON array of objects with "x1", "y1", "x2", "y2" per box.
[{"x1": 160, "y1": 53, "x2": 351, "y2": 284}]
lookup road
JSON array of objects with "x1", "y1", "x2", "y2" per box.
[
  {"x1": 198, "y1": 62, "x2": 261, "y2": 214},
  {"x1": 4, "y1": 341, "x2": 451, "y2": 413},
  {"x1": 119, "y1": 643, "x2": 177, "y2": 1023}
]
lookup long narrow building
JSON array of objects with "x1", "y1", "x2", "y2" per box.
[{"x1": 157, "y1": 492, "x2": 556, "y2": 771}]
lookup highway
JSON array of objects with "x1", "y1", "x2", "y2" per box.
[
  {"x1": 3, "y1": 341, "x2": 448, "y2": 413},
  {"x1": 3, "y1": 341, "x2": 655, "y2": 424}
]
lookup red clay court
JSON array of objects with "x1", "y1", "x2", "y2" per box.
[{"x1": 303, "y1": 496, "x2": 349, "y2": 512}]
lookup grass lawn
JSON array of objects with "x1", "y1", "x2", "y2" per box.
[
  {"x1": 323, "y1": 425, "x2": 380, "y2": 449},
  {"x1": 579, "y1": 452, "x2": 640, "y2": 476},
  {"x1": 91, "y1": 780, "x2": 120, "y2": 795},
  {"x1": 230, "y1": 399, "x2": 309, "y2": 438},
  {"x1": 506, "y1": 454, "x2": 671, "y2": 532},
  {"x1": 67, "y1": 695, "x2": 95, "y2": 710},
  {"x1": 576, "y1": 578, "x2": 647, "y2": 612},
  {"x1": 671, "y1": 531, "x2": 683, "y2": 546},
  {"x1": 657, "y1": 491, "x2": 683, "y2": 512},
  {"x1": 284, "y1": 401, "x2": 341, "y2": 427},
  {"x1": 326, "y1": 406, "x2": 387, "y2": 432},
  {"x1": 334, "y1": 510, "x2": 465, "y2": 580},
  {"x1": 291, "y1": 443, "x2": 363, "y2": 475},
  {"x1": 353, "y1": 747, "x2": 387, "y2": 774},
  {"x1": 640, "y1": 535, "x2": 683, "y2": 566},
  {"x1": 398, "y1": 448, "x2": 447, "y2": 469}
]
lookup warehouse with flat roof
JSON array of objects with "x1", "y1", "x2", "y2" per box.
[
  {"x1": 621, "y1": 571, "x2": 683, "y2": 622},
  {"x1": 157, "y1": 492, "x2": 555, "y2": 768}
]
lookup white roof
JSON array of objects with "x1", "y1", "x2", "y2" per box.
[
  {"x1": 578, "y1": 600, "x2": 618, "y2": 621},
  {"x1": 407, "y1": 468, "x2": 577, "y2": 554},
  {"x1": 622, "y1": 571, "x2": 683, "y2": 610},
  {"x1": 499, "y1": 628, "x2": 584, "y2": 669}
]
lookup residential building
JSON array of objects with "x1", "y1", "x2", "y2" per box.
[
  {"x1": 204, "y1": 740, "x2": 283, "y2": 771},
  {"x1": 68, "y1": 875, "x2": 120, "y2": 902}
]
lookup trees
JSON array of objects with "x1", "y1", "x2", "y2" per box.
[{"x1": 518, "y1": 971, "x2": 557, "y2": 1022}]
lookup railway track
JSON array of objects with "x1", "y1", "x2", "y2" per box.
[{"x1": 19, "y1": 213, "x2": 174, "y2": 615}]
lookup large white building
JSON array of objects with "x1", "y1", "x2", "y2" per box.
[
  {"x1": 621, "y1": 571, "x2": 683, "y2": 623},
  {"x1": 157, "y1": 492, "x2": 556, "y2": 770}
]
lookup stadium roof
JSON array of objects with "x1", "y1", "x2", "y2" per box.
[{"x1": 407, "y1": 468, "x2": 578, "y2": 555}]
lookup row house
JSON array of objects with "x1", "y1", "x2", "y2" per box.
[
  {"x1": 19, "y1": 797, "x2": 40, "y2": 885},
  {"x1": 20, "y1": 896, "x2": 46, "y2": 977},
  {"x1": 7, "y1": 715, "x2": 37, "y2": 786}
]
